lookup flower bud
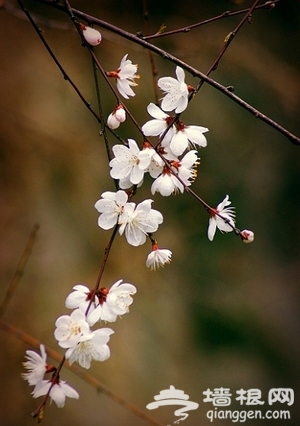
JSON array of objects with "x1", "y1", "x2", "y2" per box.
[
  {"x1": 107, "y1": 113, "x2": 121, "y2": 129},
  {"x1": 80, "y1": 24, "x2": 102, "y2": 46},
  {"x1": 115, "y1": 105, "x2": 126, "y2": 123},
  {"x1": 241, "y1": 229, "x2": 254, "y2": 243},
  {"x1": 107, "y1": 105, "x2": 126, "y2": 129}
]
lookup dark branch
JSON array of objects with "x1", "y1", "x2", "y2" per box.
[{"x1": 32, "y1": 0, "x2": 300, "y2": 146}]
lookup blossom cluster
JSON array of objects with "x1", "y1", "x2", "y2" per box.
[
  {"x1": 23, "y1": 280, "x2": 137, "y2": 407},
  {"x1": 22, "y1": 344, "x2": 79, "y2": 408},
  {"x1": 103, "y1": 57, "x2": 252, "y2": 242},
  {"x1": 22, "y1": 25, "x2": 254, "y2": 417}
]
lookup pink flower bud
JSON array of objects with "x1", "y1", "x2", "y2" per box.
[
  {"x1": 115, "y1": 106, "x2": 126, "y2": 123},
  {"x1": 80, "y1": 24, "x2": 102, "y2": 46},
  {"x1": 107, "y1": 113, "x2": 121, "y2": 129},
  {"x1": 241, "y1": 229, "x2": 254, "y2": 243}
]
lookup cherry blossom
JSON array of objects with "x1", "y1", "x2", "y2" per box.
[
  {"x1": 107, "y1": 104, "x2": 126, "y2": 129},
  {"x1": 88, "y1": 280, "x2": 137, "y2": 325},
  {"x1": 54, "y1": 309, "x2": 94, "y2": 349},
  {"x1": 240, "y1": 229, "x2": 255, "y2": 243},
  {"x1": 109, "y1": 139, "x2": 151, "y2": 185},
  {"x1": 94, "y1": 190, "x2": 128, "y2": 230},
  {"x1": 143, "y1": 141, "x2": 177, "y2": 179},
  {"x1": 79, "y1": 24, "x2": 102, "y2": 46},
  {"x1": 170, "y1": 121, "x2": 208, "y2": 156},
  {"x1": 151, "y1": 168, "x2": 183, "y2": 196},
  {"x1": 118, "y1": 199, "x2": 163, "y2": 246},
  {"x1": 32, "y1": 379, "x2": 79, "y2": 408},
  {"x1": 22, "y1": 344, "x2": 48, "y2": 386},
  {"x1": 142, "y1": 103, "x2": 175, "y2": 145},
  {"x1": 65, "y1": 284, "x2": 101, "y2": 321},
  {"x1": 207, "y1": 195, "x2": 236, "y2": 241},
  {"x1": 146, "y1": 244, "x2": 172, "y2": 270},
  {"x1": 107, "y1": 54, "x2": 139, "y2": 99},
  {"x1": 151, "y1": 150, "x2": 199, "y2": 196},
  {"x1": 65, "y1": 328, "x2": 114, "y2": 369},
  {"x1": 157, "y1": 66, "x2": 190, "y2": 113}
]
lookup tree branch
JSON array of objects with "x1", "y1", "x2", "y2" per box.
[{"x1": 31, "y1": 0, "x2": 300, "y2": 146}]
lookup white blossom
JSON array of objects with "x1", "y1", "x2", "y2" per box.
[
  {"x1": 158, "y1": 66, "x2": 189, "y2": 113},
  {"x1": 170, "y1": 122, "x2": 208, "y2": 156},
  {"x1": 175, "y1": 149, "x2": 200, "y2": 183},
  {"x1": 143, "y1": 142, "x2": 177, "y2": 179},
  {"x1": 119, "y1": 199, "x2": 163, "y2": 246},
  {"x1": 80, "y1": 24, "x2": 102, "y2": 46},
  {"x1": 118, "y1": 175, "x2": 144, "y2": 189},
  {"x1": 22, "y1": 345, "x2": 48, "y2": 386},
  {"x1": 107, "y1": 54, "x2": 139, "y2": 99},
  {"x1": 109, "y1": 139, "x2": 151, "y2": 185},
  {"x1": 207, "y1": 195, "x2": 236, "y2": 241},
  {"x1": 32, "y1": 379, "x2": 79, "y2": 408},
  {"x1": 151, "y1": 150, "x2": 199, "y2": 196},
  {"x1": 54, "y1": 309, "x2": 94, "y2": 349},
  {"x1": 94, "y1": 190, "x2": 128, "y2": 230},
  {"x1": 151, "y1": 168, "x2": 183, "y2": 196},
  {"x1": 65, "y1": 284, "x2": 100, "y2": 321},
  {"x1": 87, "y1": 280, "x2": 137, "y2": 325},
  {"x1": 146, "y1": 245, "x2": 172, "y2": 270},
  {"x1": 142, "y1": 103, "x2": 175, "y2": 145},
  {"x1": 65, "y1": 328, "x2": 114, "y2": 369}
]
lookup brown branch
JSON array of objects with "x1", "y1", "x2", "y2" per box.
[
  {"x1": 16, "y1": 0, "x2": 102, "y2": 124},
  {"x1": 142, "y1": 0, "x2": 160, "y2": 104},
  {"x1": 142, "y1": 1, "x2": 280, "y2": 40},
  {"x1": 0, "y1": 224, "x2": 40, "y2": 319},
  {"x1": 0, "y1": 320, "x2": 164, "y2": 426},
  {"x1": 32, "y1": 0, "x2": 300, "y2": 146}
]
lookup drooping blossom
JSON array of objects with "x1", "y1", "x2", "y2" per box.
[
  {"x1": 22, "y1": 345, "x2": 49, "y2": 386},
  {"x1": 107, "y1": 104, "x2": 126, "y2": 129},
  {"x1": 151, "y1": 167, "x2": 183, "y2": 196},
  {"x1": 107, "y1": 54, "x2": 139, "y2": 98},
  {"x1": 240, "y1": 229, "x2": 254, "y2": 243},
  {"x1": 109, "y1": 139, "x2": 151, "y2": 185},
  {"x1": 157, "y1": 66, "x2": 191, "y2": 113},
  {"x1": 170, "y1": 121, "x2": 208, "y2": 156},
  {"x1": 151, "y1": 150, "x2": 199, "y2": 196},
  {"x1": 94, "y1": 190, "x2": 128, "y2": 230},
  {"x1": 207, "y1": 195, "x2": 236, "y2": 241},
  {"x1": 65, "y1": 328, "x2": 114, "y2": 369},
  {"x1": 118, "y1": 175, "x2": 144, "y2": 189},
  {"x1": 142, "y1": 103, "x2": 175, "y2": 145},
  {"x1": 80, "y1": 23, "x2": 102, "y2": 46},
  {"x1": 142, "y1": 141, "x2": 177, "y2": 179},
  {"x1": 65, "y1": 284, "x2": 101, "y2": 322},
  {"x1": 32, "y1": 379, "x2": 79, "y2": 408},
  {"x1": 87, "y1": 280, "x2": 137, "y2": 325},
  {"x1": 54, "y1": 309, "x2": 94, "y2": 349},
  {"x1": 146, "y1": 244, "x2": 172, "y2": 270},
  {"x1": 118, "y1": 199, "x2": 163, "y2": 246}
]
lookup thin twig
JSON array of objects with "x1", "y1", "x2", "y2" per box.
[
  {"x1": 32, "y1": 0, "x2": 300, "y2": 146},
  {"x1": 16, "y1": 0, "x2": 102, "y2": 125},
  {"x1": 142, "y1": 0, "x2": 159, "y2": 104},
  {"x1": 31, "y1": 355, "x2": 66, "y2": 420},
  {"x1": 85, "y1": 224, "x2": 119, "y2": 317},
  {"x1": 0, "y1": 320, "x2": 164, "y2": 426},
  {"x1": 142, "y1": 1, "x2": 280, "y2": 40},
  {"x1": 195, "y1": 0, "x2": 260, "y2": 94},
  {"x1": 0, "y1": 224, "x2": 40, "y2": 319}
]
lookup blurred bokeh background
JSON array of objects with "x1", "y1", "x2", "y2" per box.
[{"x1": 0, "y1": 0, "x2": 299, "y2": 425}]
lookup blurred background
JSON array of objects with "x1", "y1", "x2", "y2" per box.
[{"x1": 0, "y1": 0, "x2": 299, "y2": 425}]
